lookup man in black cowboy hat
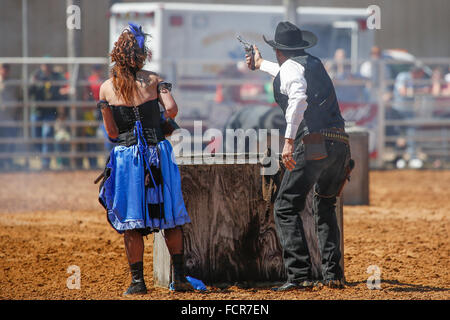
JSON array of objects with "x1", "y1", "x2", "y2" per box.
[{"x1": 245, "y1": 21, "x2": 351, "y2": 291}]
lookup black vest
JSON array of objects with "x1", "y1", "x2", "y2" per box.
[{"x1": 273, "y1": 53, "x2": 345, "y2": 140}]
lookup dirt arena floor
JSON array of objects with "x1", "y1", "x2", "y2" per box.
[{"x1": 0, "y1": 169, "x2": 448, "y2": 300}]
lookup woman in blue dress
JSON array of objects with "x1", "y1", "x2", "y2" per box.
[{"x1": 97, "y1": 23, "x2": 192, "y2": 295}]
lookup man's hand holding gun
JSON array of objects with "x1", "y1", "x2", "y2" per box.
[{"x1": 237, "y1": 36, "x2": 263, "y2": 70}]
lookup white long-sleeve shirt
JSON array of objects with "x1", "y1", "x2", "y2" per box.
[{"x1": 260, "y1": 59, "x2": 308, "y2": 139}]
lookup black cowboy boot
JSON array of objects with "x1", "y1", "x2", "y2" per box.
[
  {"x1": 322, "y1": 278, "x2": 346, "y2": 289},
  {"x1": 124, "y1": 261, "x2": 147, "y2": 295},
  {"x1": 171, "y1": 254, "x2": 194, "y2": 292},
  {"x1": 272, "y1": 280, "x2": 316, "y2": 292}
]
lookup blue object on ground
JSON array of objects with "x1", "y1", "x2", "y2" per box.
[
  {"x1": 169, "y1": 276, "x2": 207, "y2": 291},
  {"x1": 186, "y1": 276, "x2": 207, "y2": 291}
]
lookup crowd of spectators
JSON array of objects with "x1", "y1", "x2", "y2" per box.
[
  {"x1": 326, "y1": 47, "x2": 450, "y2": 104},
  {"x1": 0, "y1": 63, "x2": 21, "y2": 170},
  {"x1": 0, "y1": 62, "x2": 110, "y2": 171},
  {"x1": 325, "y1": 47, "x2": 450, "y2": 168},
  {"x1": 1, "y1": 49, "x2": 450, "y2": 171}
]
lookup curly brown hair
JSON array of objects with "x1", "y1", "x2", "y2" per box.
[{"x1": 109, "y1": 30, "x2": 150, "y2": 105}]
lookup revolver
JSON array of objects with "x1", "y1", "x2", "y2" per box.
[{"x1": 237, "y1": 35, "x2": 255, "y2": 70}]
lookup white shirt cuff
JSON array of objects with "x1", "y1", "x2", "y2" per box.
[{"x1": 285, "y1": 123, "x2": 299, "y2": 140}]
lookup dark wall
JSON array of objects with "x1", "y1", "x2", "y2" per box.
[{"x1": 0, "y1": 0, "x2": 110, "y2": 58}]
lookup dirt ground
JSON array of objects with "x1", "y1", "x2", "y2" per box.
[{"x1": 0, "y1": 170, "x2": 448, "y2": 300}]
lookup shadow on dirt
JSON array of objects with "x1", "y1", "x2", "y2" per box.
[{"x1": 345, "y1": 279, "x2": 449, "y2": 293}]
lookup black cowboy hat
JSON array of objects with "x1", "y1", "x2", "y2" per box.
[{"x1": 263, "y1": 21, "x2": 317, "y2": 50}]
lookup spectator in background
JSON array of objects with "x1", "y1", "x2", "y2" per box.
[
  {"x1": 58, "y1": 65, "x2": 72, "y2": 98},
  {"x1": 0, "y1": 64, "x2": 20, "y2": 170},
  {"x1": 444, "y1": 68, "x2": 450, "y2": 96},
  {"x1": 83, "y1": 64, "x2": 107, "y2": 169},
  {"x1": 29, "y1": 61, "x2": 65, "y2": 170},
  {"x1": 360, "y1": 46, "x2": 392, "y2": 103},
  {"x1": 87, "y1": 64, "x2": 103, "y2": 101},
  {"x1": 54, "y1": 107, "x2": 71, "y2": 168},
  {"x1": 430, "y1": 67, "x2": 446, "y2": 96},
  {"x1": 83, "y1": 64, "x2": 113, "y2": 155},
  {"x1": 430, "y1": 67, "x2": 450, "y2": 119},
  {"x1": 360, "y1": 46, "x2": 382, "y2": 83},
  {"x1": 393, "y1": 64, "x2": 430, "y2": 168},
  {"x1": 394, "y1": 64, "x2": 429, "y2": 110},
  {"x1": 81, "y1": 64, "x2": 105, "y2": 169},
  {"x1": 325, "y1": 48, "x2": 346, "y2": 79},
  {"x1": 327, "y1": 49, "x2": 368, "y2": 103}
]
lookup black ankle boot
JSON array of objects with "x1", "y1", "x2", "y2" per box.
[
  {"x1": 171, "y1": 254, "x2": 193, "y2": 292},
  {"x1": 124, "y1": 261, "x2": 147, "y2": 295}
]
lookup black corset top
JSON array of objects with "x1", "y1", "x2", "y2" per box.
[{"x1": 110, "y1": 98, "x2": 161, "y2": 134}]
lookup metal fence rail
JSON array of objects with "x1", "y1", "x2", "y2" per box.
[{"x1": 1, "y1": 56, "x2": 450, "y2": 170}]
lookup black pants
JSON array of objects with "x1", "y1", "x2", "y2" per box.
[{"x1": 274, "y1": 138, "x2": 351, "y2": 283}]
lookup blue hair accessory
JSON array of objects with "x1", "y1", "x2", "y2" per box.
[{"x1": 128, "y1": 22, "x2": 146, "y2": 50}]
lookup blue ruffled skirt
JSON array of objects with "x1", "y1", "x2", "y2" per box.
[{"x1": 99, "y1": 138, "x2": 190, "y2": 234}]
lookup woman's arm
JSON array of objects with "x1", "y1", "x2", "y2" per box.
[
  {"x1": 99, "y1": 82, "x2": 119, "y2": 139},
  {"x1": 156, "y1": 77, "x2": 178, "y2": 119}
]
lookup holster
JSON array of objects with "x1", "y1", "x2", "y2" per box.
[
  {"x1": 94, "y1": 154, "x2": 112, "y2": 212},
  {"x1": 94, "y1": 154, "x2": 111, "y2": 187},
  {"x1": 336, "y1": 158, "x2": 355, "y2": 197},
  {"x1": 302, "y1": 132, "x2": 328, "y2": 161}
]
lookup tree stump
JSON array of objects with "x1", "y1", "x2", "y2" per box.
[
  {"x1": 343, "y1": 127, "x2": 370, "y2": 205},
  {"x1": 153, "y1": 162, "x2": 343, "y2": 288}
]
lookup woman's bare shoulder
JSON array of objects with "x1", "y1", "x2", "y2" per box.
[
  {"x1": 101, "y1": 78, "x2": 114, "y2": 88},
  {"x1": 99, "y1": 78, "x2": 116, "y2": 101}
]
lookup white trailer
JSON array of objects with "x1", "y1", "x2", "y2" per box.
[{"x1": 109, "y1": 2, "x2": 374, "y2": 80}]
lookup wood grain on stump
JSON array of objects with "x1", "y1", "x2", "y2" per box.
[{"x1": 153, "y1": 163, "x2": 343, "y2": 287}]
